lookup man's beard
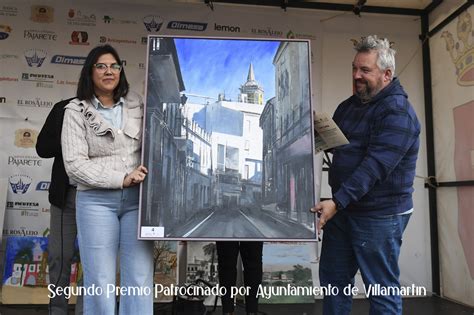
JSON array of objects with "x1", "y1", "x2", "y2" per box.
[{"x1": 354, "y1": 79, "x2": 383, "y2": 103}]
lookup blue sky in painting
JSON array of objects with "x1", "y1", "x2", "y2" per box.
[{"x1": 174, "y1": 38, "x2": 280, "y2": 104}]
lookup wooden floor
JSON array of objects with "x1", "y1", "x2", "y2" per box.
[{"x1": 0, "y1": 296, "x2": 473, "y2": 315}]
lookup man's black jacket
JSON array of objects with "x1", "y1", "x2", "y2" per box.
[{"x1": 36, "y1": 98, "x2": 74, "y2": 209}]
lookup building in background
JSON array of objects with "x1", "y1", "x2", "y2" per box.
[{"x1": 261, "y1": 42, "x2": 314, "y2": 227}]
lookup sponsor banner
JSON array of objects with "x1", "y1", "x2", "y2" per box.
[
  {"x1": 0, "y1": 54, "x2": 18, "y2": 60},
  {"x1": 2, "y1": 227, "x2": 43, "y2": 237},
  {"x1": 99, "y1": 36, "x2": 137, "y2": 45},
  {"x1": 30, "y1": 5, "x2": 54, "y2": 23},
  {"x1": 35, "y1": 181, "x2": 50, "y2": 191},
  {"x1": 67, "y1": 9, "x2": 96, "y2": 26},
  {"x1": 213, "y1": 23, "x2": 241, "y2": 33},
  {"x1": 24, "y1": 29, "x2": 57, "y2": 41},
  {"x1": 286, "y1": 30, "x2": 316, "y2": 40},
  {"x1": 0, "y1": 24, "x2": 12, "y2": 40},
  {"x1": 17, "y1": 98, "x2": 53, "y2": 109},
  {"x1": 14, "y1": 129, "x2": 38, "y2": 148},
  {"x1": 6, "y1": 200, "x2": 40, "y2": 218},
  {"x1": 103, "y1": 15, "x2": 137, "y2": 24},
  {"x1": 7, "y1": 155, "x2": 43, "y2": 167},
  {"x1": 24, "y1": 49, "x2": 47, "y2": 67},
  {"x1": 50, "y1": 54, "x2": 86, "y2": 66},
  {"x1": 251, "y1": 27, "x2": 283, "y2": 38},
  {"x1": 167, "y1": 21, "x2": 207, "y2": 32},
  {"x1": 69, "y1": 31, "x2": 89, "y2": 45},
  {"x1": 8, "y1": 175, "x2": 32, "y2": 195},
  {"x1": 0, "y1": 77, "x2": 18, "y2": 82},
  {"x1": 21, "y1": 73, "x2": 55, "y2": 89},
  {"x1": 0, "y1": 5, "x2": 18, "y2": 17},
  {"x1": 143, "y1": 15, "x2": 163, "y2": 32},
  {"x1": 21, "y1": 73, "x2": 54, "y2": 82},
  {"x1": 55, "y1": 78, "x2": 78, "y2": 86}
]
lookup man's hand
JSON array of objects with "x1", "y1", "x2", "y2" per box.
[
  {"x1": 123, "y1": 165, "x2": 148, "y2": 188},
  {"x1": 311, "y1": 200, "x2": 338, "y2": 234}
]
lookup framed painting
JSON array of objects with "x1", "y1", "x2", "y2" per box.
[
  {"x1": 139, "y1": 35, "x2": 317, "y2": 241},
  {"x1": 2, "y1": 236, "x2": 83, "y2": 304}
]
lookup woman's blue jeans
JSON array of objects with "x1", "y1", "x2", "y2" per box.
[
  {"x1": 319, "y1": 211, "x2": 411, "y2": 315},
  {"x1": 76, "y1": 186, "x2": 154, "y2": 315}
]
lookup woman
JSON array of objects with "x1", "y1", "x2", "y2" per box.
[{"x1": 62, "y1": 45, "x2": 153, "y2": 314}]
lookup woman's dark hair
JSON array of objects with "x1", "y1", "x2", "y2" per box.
[{"x1": 76, "y1": 44, "x2": 129, "y2": 102}]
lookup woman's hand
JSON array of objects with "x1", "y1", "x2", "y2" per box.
[{"x1": 123, "y1": 165, "x2": 148, "y2": 187}]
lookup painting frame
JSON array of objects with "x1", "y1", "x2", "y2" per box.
[{"x1": 138, "y1": 35, "x2": 318, "y2": 241}]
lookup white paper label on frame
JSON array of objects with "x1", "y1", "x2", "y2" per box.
[{"x1": 141, "y1": 226, "x2": 164, "y2": 238}]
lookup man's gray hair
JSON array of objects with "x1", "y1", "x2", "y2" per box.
[{"x1": 354, "y1": 35, "x2": 396, "y2": 79}]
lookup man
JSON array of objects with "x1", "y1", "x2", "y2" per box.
[
  {"x1": 36, "y1": 98, "x2": 83, "y2": 315},
  {"x1": 312, "y1": 35, "x2": 420, "y2": 315}
]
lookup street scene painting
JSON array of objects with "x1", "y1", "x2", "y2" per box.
[
  {"x1": 185, "y1": 242, "x2": 315, "y2": 305},
  {"x1": 153, "y1": 241, "x2": 178, "y2": 302},
  {"x1": 2, "y1": 236, "x2": 83, "y2": 304},
  {"x1": 139, "y1": 36, "x2": 316, "y2": 240},
  {"x1": 3, "y1": 236, "x2": 50, "y2": 287}
]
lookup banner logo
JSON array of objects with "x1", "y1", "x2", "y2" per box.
[
  {"x1": 9, "y1": 175, "x2": 32, "y2": 194},
  {"x1": 24, "y1": 49, "x2": 47, "y2": 67},
  {"x1": 0, "y1": 54, "x2": 18, "y2": 60},
  {"x1": 14, "y1": 128, "x2": 38, "y2": 148},
  {"x1": 70, "y1": 31, "x2": 89, "y2": 45},
  {"x1": 30, "y1": 5, "x2": 54, "y2": 23},
  {"x1": 17, "y1": 97, "x2": 53, "y2": 108},
  {"x1": 67, "y1": 9, "x2": 96, "y2": 26},
  {"x1": 214, "y1": 23, "x2": 240, "y2": 33},
  {"x1": 167, "y1": 21, "x2": 207, "y2": 32},
  {"x1": 0, "y1": 24, "x2": 12, "y2": 40},
  {"x1": 251, "y1": 27, "x2": 283, "y2": 37},
  {"x1": 143, "y1": 15, "x2": 163, "y2": 32},
  {"x1": 0, "y1": 77, "x2": 18, "y2": 82},
  {"x1": 0, "y1": 6, "x2": 18, "y2": 17},
  {"x1": 103, "y1": 15, "x2": 137, "y2": 24},
  {"x1": 6, "y1": 201, "x2": 40, "y2": 217},
  {"x1": 36, "y1": 181, "x2": 50, "y2": 191},
  {"x1": 22, "y1": 73, "x2": 54, "y2": 82},
  {"x1": 24, "y1": 29, "x2": 57, "y2": 41},
  {"x1": 8, "y1": 155, "x2": 43, "y2": 166},
  {"x1": 99, "y1": 36, "x2": 137, "y2": 45},
  {"x1": 3, "y1": 228, "x2": 40, "y2": 237},
  {"x1": 51, "y1": 54, "x2": 86, "y2": 66},
  {"x1": 286, "y1": 30, "x2": 316, "y2": 40}
]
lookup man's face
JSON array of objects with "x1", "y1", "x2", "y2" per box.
[{"x1": 352, "y1": 50, "x2": 391, "y2": 102}]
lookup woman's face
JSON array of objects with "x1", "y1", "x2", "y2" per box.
[{"x1": 92, "y1": 53, "x2": 120, "y2": 97}]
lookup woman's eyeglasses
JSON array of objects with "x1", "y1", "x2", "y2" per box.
[{"x1": 93, "y1": 63, "x2": 122, "y2": 73}]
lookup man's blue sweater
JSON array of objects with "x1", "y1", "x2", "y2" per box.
[{"x1": 330, "y1": 78, "x2": 421, "y2": 216}]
